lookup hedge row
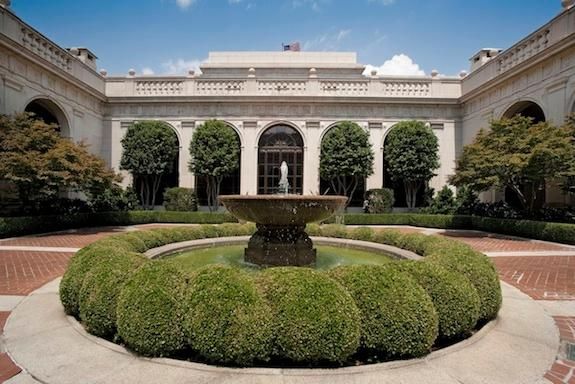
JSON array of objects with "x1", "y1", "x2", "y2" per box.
[
  {"x1": 0, "y1": 211, "x2": 237, "y2": 238},
  {"x1": 61, "y1": 223, "x2": 501, "y2": 366},
  {"x1": 4, "y1": 211, "x2": 575, "y2": 246}
]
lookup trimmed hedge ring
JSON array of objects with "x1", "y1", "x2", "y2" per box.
[{"x1": 60, "y1": 223, "x2": 502, "y2": 367}]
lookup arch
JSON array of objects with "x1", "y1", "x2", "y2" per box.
[
  {"x1": 257, "y1": 124, "x2": 304, "y2": 195},
  {"x1": 318, "y1": 121, "x2": 367, "y2": 207},
  {"x1": 501, "y1": 100, "x2": 546, "y2": 123},
  {"x1": 256, "y1": 120, "x2": 307, "y2": 148},
  {"x1": 130, "y1": 120, "x2": 180, "y2": 206},
  {"x1": 24, "y1": 97, "x2": 71, "y2": 137},
  {"x1": 195, "y1": 122, "x2": 242, "y2": 204}
]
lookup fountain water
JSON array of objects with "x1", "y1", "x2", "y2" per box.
[{"x1": 219, "y1": 162, "x2": 346, "y2": 266}]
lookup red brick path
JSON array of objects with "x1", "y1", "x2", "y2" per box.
[
  {"x1": 0, "y1": 228, "x2": 122, "y2": 248},
  {"x1": 545, "y1": 360, "x2": 575, "y2": 384},
  {"x1": 554, "y1": 316, "x2": 575, "y2": 343},
  {"x1": 0, "y1": 353, "x2": 21, "y2": 382},
  {"x1": 0, "y1": 251, "x2": 74, "y2": 295},
  {"x1": 492, "y1": 256, "x2": 575, "y2": 300},
  {"x1": 441, "y1": 232, "x2": 568, "y2": 253}
]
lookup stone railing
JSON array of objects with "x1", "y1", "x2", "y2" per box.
[
  {"x1": 105, "y1": 76, "x2": 462, "y2": 99},
  {"x1": 462, "y1": 6, "x2": 575, "y2": 96},
  {"x1": 0, "y1": 8, "x2": 106, "y2": 94},
  {"x1": 257, "y1": 80, "x2": 307, "y2": 94},
  {"x1": 135, "y1": 80, "x2": 184, "y2": 96},
  {"x1": 20, "y1": 25, "x2": 71, "y2": 71},
  {"x1": 195, "y1": 80, "x2": 245, "y2": 95}
]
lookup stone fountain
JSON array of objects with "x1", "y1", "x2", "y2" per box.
[{"x1": 219, "y1": 162, "x2": 346, "y2": 267}]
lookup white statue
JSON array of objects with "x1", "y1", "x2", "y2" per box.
[{"x1": 278, "y1": 161, "x2": 290, "y2": 194}]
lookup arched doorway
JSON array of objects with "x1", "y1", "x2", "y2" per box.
[
  {"x1": 196, "y1": 128, "x2": 241, "y2": 205},
  {"x1": 258, "y1": 124, "x2": 303, "y2": 194},
  {"x1": 502, "y1": 100, "x2": 546, "y2": 210},
  {"x1": 382, "y1": 126, "x2": 427, "y2": 208},
  {"x1": 133, "y1": 122, "x2": 179, "y2": 206},
  {"x1": 24, "y1": 98, "x2": 70, "y2": 137},
  {"x1": 319, "y1": 125, "x2": 366, "y2": 207},
  {"x1": 502, "y1": 100, "x2": 546, "y2": 123}
]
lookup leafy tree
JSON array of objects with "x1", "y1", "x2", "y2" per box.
[
  {"x1": 320, "y1": 121, "x2": 374, "y2": 207},
  {"x1": 0, "y1": 113, "x2": 119, "y2": 211},
  {"x1": 120, "y1": 121, "x2": 178, "y2": 210},
  {"x1": 450, "y1": 116, "x2": 575, "y2": 213},
  {"x1": 454, "y1": 185, "x2": 480, "y2": 215},
  {"x1": 384, "y1": 121, "x2": 439, "y2": 209},
  {"x1": 189, "y1": 120, "x2": 240, "y2": 212},
  {"x1": 424, "y1": 186, "x2": 457, "y2": 214}
]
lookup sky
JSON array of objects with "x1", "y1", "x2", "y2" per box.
[{"x1": 11, "y1": 0, "x2": 561, "y2": 77}]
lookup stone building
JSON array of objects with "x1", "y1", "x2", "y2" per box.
[{"x1": 1, "y1": 0, "x2": 575, "y2": 207}]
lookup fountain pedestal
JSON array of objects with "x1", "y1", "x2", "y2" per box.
[
  {"x1": 218, "y1": 195, "x2": 347, "y2": 267},
  {"x1": 245, "y1": 224, "x2": 316, "y2": 266}
]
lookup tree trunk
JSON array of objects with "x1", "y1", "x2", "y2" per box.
[
  {"x1": 206, "y1": 176, "x2": 214, "y2": 212},
  {"x1": 150, "y1": 174, "x2": 162, "y2": 208},
  {"x1": 510, "y1": 184, "x2": 528, "y2": 211},
  {"x1": 404, "y1": 180, "x2": 420, "y2": 209}
]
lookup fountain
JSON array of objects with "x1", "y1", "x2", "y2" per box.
[{"x1": 219, "y1": 161, "x2": 347, "y2": 267}]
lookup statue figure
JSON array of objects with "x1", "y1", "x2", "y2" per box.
[{"x1": 278, "y1": 161, "x2": 290, "y2": 194}]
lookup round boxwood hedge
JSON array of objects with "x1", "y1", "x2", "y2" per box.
[
  {"x1": 78, "y1": 250, "x2": 146, "y2": 338},
  {"x1": 184, "y1": 265, "x2": 273, "y2": 365},
  {"x1": 60, "y1": 223, "x2": 502, "y2": 367},
  {"x1": 393, "y1": 260, "x2": 480, "y2": 339},
  {"x1": 116, "y1": 262, "x2": 188, "y2": 356},
  {"x1": 328, "y1": 264, "x2": 438, "y2": 358},
  {"x1": 257, "y1": 267, "x2": 361, "y2": 363}
]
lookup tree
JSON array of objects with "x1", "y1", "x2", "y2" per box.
[
  {"x1": 450, "y1": 116, "x2": 575, "y2": 213},
  {"x1": 189, "y1": 120, "x2": 240, "y2": 212},
  {"x1": 0, "y1": 113, "x2": 119, "y2": 211},
  {"x1": 384, "y1": 121, "x2": 439, "y2": 209},
  {"x1": 320, "y1": 121, "x2": 374, "y2": 206},
  {"x1": 424, "y1": 186, "x2": 457, "y2": 214},
  {"x1": 120, "y1": 121, "x2": 178, "y2": 210}
]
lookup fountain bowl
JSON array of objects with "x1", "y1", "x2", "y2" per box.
[{"x1": 218, "y1": 195, "x2": 347, "y2": 226}]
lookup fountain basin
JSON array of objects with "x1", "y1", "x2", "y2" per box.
[
  {"x1": 219, "y1": 195, "x2": 347, "y2": 267},
  {"x1": 218, "y1": 195, "x2": 347, "y2": 225}
]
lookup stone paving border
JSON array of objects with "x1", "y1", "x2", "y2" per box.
[{"x1": 2, "y1": 277, "x2": 556, "y2": 384}]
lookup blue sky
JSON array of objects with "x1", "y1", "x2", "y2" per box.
[{"x1": 12, "y1": 0, "x2": 560, "y2": 76}]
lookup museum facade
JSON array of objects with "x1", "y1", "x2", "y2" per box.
[{"x1": 1, "y1": 0, "x2": 575, "y2": 206}]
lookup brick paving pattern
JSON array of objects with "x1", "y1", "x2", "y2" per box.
[
  {"x1": 441, "y1": 232, "x2": 568, "y2": 253},
  {"x1": 554, "y1": 316, "x2": 575, "y2": 343},
  {"x1": 0, "y1": 311, "x2": 9, "y2": 332},
  {"x1": 0, "y1": 251, "x2": 74, "y2": 295},
  {"x1": 545, "y1": 360, "x2": 575, "y2": 384},
  {"x1": 0, "y1": 353, "x2": 21, "y2": 382},
  {"x1": 492, "y1": 256, "x2": 575, "y2": 300},
  {"x1": 0, "y1": 228, "x2": 123, "y2": 248}
]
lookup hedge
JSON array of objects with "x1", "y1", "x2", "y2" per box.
[
  {"x1": 0, "y1": 211, "x2": 237, "y2": 238},
  {"x1": 116, "y1": 262, "x2": 188, "y2": 356},
  {"x1": 184, "y1": 265, "x2": 273, "y2": 365},
  {"x1": 329, "y1": 264, "x2": 438, "y2": 358},
  {"x1": 258, "y1": 267, "x2": 361, "y2": 363},
  {"x1": 5, "y1": 211, "x2": 575, "y2": 246},
  {"x1": 62, "y1": 223, "x2": 501, "y2": 366}
]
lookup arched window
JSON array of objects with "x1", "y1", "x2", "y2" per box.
[
  {"x1": 24, "y1": 98, "x2": 70, "y2": 137},
  {"x1": 502, "y1": 101, "x2": 546, "y2": 123},
  {"x1": 258, "y1": 124, "x2": 304, "y2": 194}
]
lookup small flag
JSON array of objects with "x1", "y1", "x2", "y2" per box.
[{"x1": 283, "y1": 42, "x2": 301, "y2": 52}]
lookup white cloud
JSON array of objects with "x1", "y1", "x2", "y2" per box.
[
  {"x1": 161, "y1": 58, "x2": 204, "y2": 75},
  {"x1": 141, "y1": 67, "x2": 155, "y2": 75},
  {"x1": 303, "y1": 28, "x2": 351, "y2": 51},
  {"x1": 175, "y1": 0, "x2": 196, "y2": 9},
  {"x1": 364, "y1": 54, "x2": 425, "y2": 76},
  {"x1": 292, "y1": 0, "x2": 330, "y2": 12},
  {"x1": 368, "y1": 0, "x2": 395, "y2": 5}
]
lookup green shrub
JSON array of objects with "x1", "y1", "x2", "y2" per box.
[
  {"x1": 129, "y1": 230, "x2": 168, "y2": 249},
  {"x1": 306, "y1": 223, "x2": 322, "y2": 236},
  {"x1": 116, "y1": 262, "x2": 188, "y2": 357},
  {"x1": 78, "y1": 251, "x2": 146, "y2": 337},
  {"x1": 365, "y1": 188, "x2": 394, "y2": 213},
  {"x1": 426, "y1": 243, "x2": 501, "y2": 322},
  {"x1": 371, "y1": 229, "x2": 403, "y2": 247},
  {"x1": 348, "y1": 227, "x2": 374, "y2": 241},
  {"x1": 60, "y1": 245, "x2": 134, "y2": 316},
  {"x1": 394, "y1": 261, "x2": 480, "y2": 339},
  {"x1": 257, "y1": 267, "x2": 361, "y2": 363},
  {"x1": 320, "y1": 224, "x2": 348, "y2": 238},
  {"x1": 422, "y1": 186, "x2": 457, "y2": 215},
  {"x1": 328, "y1": 264, "x2": 438, "y2": 358},
  {"x1": 184, "y1": 266, "x2": 272, "y2": 365},
  {"x1": 163, "y1": 187, "x2": 198, "y2": 212}
]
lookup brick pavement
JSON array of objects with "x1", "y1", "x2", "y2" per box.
[
  {"x1": 0, "y1": 228, "x2": 123, "y2": 248},
  {"x1": 545, "y1": 360, "x2": 575, "y2": 384},
  {"x1": 0, "y1": 251, "x2": 74, "y2": 295},
  {"x1": 441, "y1": 232, "x2": 568, "y2": 253},
  {"x1": 492, "y1": 256, "x2": 575, "y2": 300}
]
